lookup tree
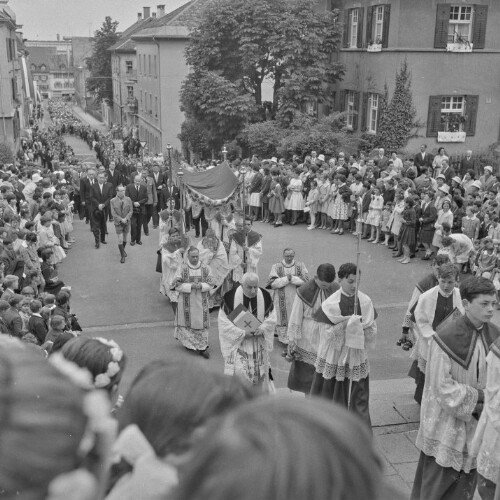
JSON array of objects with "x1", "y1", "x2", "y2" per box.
[
  {"x1": 0, "y1": 143, "x2": 14, "y2": 164},
  {"x1": 375, "y1": 60, "x2": 417, "y2": 151},
  {"x1": 86, "y1": 16, "x2": 119, "y2": 103},
  {"x1": 180, "y1": 0, "x2": 344, "y2": 147}
]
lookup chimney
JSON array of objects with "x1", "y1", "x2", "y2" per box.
[
  {"x1": 143, "y1": 6, "x2": 150, "y2": 18},
  {"x1": 56, "y1": 33, "x2": 60, "y2": 41},
  {"x1": 157, "y1": 4, "x2": 165, "y2": 17},
  {"x1": 152, "y1": 12, "x2": 156, "y2": 18},
  {"x1": 137, "y1": 12, "x2": 142, "y2": 20}
]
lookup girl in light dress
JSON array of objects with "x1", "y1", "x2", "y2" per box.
[
  {"x1": 268, "y1": 173, "x2": 285, "y2": 227},
  {"x1": 331, "y1": 174, "x2": 350, "y2": 235},
  {"x1": 431, "y1": 200, "x2": 454, "y2": 250},
  {"x1": 365, "y1": 186, "x2": 384, "y2": 243},
  {"x1": 287, "y1": 171, "x2": 304, "y2": 225},
  {"x1": 380, "y1": 202, "x2": 393, "y2": 246}
]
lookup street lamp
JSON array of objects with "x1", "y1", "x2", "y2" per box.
[
  {"x1": 238, "y1": 163, "x2": 248, "y2": 267},
  {"x1": 222, "y1": 145, "x2": 227, "y2": 162},
  {"x1": 177, "y1": 170, "x2": 185, "y2": 233}
]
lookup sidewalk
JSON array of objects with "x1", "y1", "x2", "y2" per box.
[{"x1": 71, "y1": 105, "x2": 109, "y2": 134}]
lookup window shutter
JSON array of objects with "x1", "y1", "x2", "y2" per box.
[
  {"x1": 361, "y1": 93, "x2": 369, "y2": 132},
  {"x1": 426, "y1": 96, "x2": 442, "y2": 137},
  {"x1": 343, "y1": 10, "x2": 350, "y2": 48},
  {"x1": 464, "y1": 95, "x2": 479, "y2": 136},
  {"x1": 357, "y1": 8, "x2": 364, "y2": 48},
  {"x1": 366, "y1": 6, "x2": 374, "y2": 45},
  {"x1": 472, "y1": 5, "x2": 488, "y2": 50},
  {"x1": 353, "y1": 91, "x2": 360, "y2": 131},
  {"x1": 434, "y1": 4, "x2": 450, "y2": 49},
  {"x1": 381, "y1": 5, "x2": 391, "y2": 48}
]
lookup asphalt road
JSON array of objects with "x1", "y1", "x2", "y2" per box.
[{"x1": 61, "y1": 133, "x2": 429, "y2": 394}]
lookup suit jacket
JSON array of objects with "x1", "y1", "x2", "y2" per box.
[
  {"x1": 414, "y1": 152, "x2": 433, "y2": 172},
  {"x1": 441, "y1": 165, "x2": 455, "y2": 183},
  {"x1": 105, "y1": 168, "x2": 124, "y2": 191},
  {"x1": 28, "y1": 314, "x2": 48, "y2": 343},
  {"x1": 81, "y1": 177, "x2": 96, "y2": 204},
  {"x1": 90, "y1": 182, "x2": 113, "y2": 212},
  {"x1": 460, "y1": 157, "x2": 477, "y2": 176},
  {"x1": 152, "y1": 172, "x2": 166, "y2": 193},
  {"x1": 420, "y1": 202, "x2": 438, "y2": 231},
  {"x1": 125, "y1": 183, "x2": 148, "y2": 214},
  {"x1": 375, "y1": 155, "x2": 389, "y2": 170},
  {"x1": 159, "y1": 185, "x2": 180, "y2": 210},
  {"x1": 110, "y1": 195, "x2": 133, "y2": 226}
]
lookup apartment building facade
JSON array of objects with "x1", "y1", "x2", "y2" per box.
[{"x1": 328, "y1": 0, "x2": 499, "y2": 153}]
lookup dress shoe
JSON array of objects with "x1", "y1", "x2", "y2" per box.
[
  {"x1": 199, "y1": 349, "x2": 210, "y2": 359},
  {"x1": 144, "y1": 231, "x2": 149, "y2": 236},
  {"x1": 101, "y1": 240, "x2": 107, "y2": 244},
  {"x1": 137, "y1": 241, "x2": 142, "y2": 245},
  {"x1": 95, "y1": 242, "x2": 100, "y2": 249},
  {"x1": 120, "y1": 255, "x2": 125, "y2": 263},
  {"x1": 153, "y1": 225, "x2": 158, "y2": 229},
  {"x1": 392, "y1": 253, "x2": 403, "y2": 258},
  {"x1": 130, "y1": 241, "x2": 136, "y2": 246}
]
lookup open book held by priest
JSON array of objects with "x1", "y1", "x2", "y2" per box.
[{"x1": 227, "y1": 303, "x2": 262, "y2": 334}]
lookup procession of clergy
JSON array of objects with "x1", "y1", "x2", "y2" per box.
[{"x1": 158, "y1": 197, "x2": 500, "y2": 500}]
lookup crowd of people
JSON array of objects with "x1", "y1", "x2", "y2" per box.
[{"x1": 2, "y1": 97, "x2": 500, "y2": 500}]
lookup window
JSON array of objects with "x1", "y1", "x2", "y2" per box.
[
  {"x1": 155, "y1": 96, "x2": 158, "y2": 116},
  {"x1": 374, "y1": 6, "x2": 384, "y2": 42},
  {"x1": 127, "y1": 86, "x2": 134, "y2": 98},
  {"x1": 40, "y1": 64, "x2": 46, "y2": 72},
  {"x1": 148, "y1": 55, "x2": 151, "y2": 75},
  {"x1": 30, "y1": 64, "x2": 36, "y2": 72},
  {"x1": 140, "y1": 90, "x2": 143, "y2": 109},
  {"x1": 346, "y1": 91, "x2": 355, "y2": 128},
  {"x1": 126, "y1": 60, "x2": 133, "y2": 73},
  {"x1": 154, "y1": 55, "x2": 157, "y2": 77},
  {"x1": 343, "y1": 8, "x2": 363, "y2": 49},
  {"x1": 304, "y1": 100, "x2": 317, "y2": 117},
  {"x1": 350, "y1": 9, "x2": 359, "y2": 48},
  {"x1": 367, "y1": 93, "x2": 379, "y2": 133},
  {"x1": 448, "y1": 6, "x2": 473, "y2": 43},
  {"x1": 426, "y1": 95, "x2": 479, "y2": 136},
  {"x1": 435, "y1": 4, "x2": 488, "y2": 49},
  {"x1": 41, "y1": 75, "x2": 47, "y2": 81},
  {"x1": 366, "y1": 4, "x2": 391, "y2": 47}
]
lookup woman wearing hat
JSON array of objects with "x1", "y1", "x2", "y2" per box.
[
  {"x1": 37, "y1": 213, "x2": 66, "y2": 265},
  {"x1": 432, "y1": 200, "x2": 453, "y2": 251}
]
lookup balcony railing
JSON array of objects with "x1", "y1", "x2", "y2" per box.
[{"x1": 125, "y1": 70, "x2": 137, "y2": 81}]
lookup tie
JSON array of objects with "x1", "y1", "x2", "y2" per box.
[{"x1": 120, "y1": 200, "x2": 124, "y2": 211}]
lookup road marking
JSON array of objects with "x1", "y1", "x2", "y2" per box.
[
  {"x1": 84, "y1": 320, "x2": 173, "y2": 333},
  {"x1": 376, "y1": 302, "x2": 408, "y2": 310}
]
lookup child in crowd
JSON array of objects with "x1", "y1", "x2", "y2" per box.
[
  {"x1": 398, "y1": 198, "x2": 416, "y2": 264},
  {"x1": 380, "y1": 202, "x2": 393, "y2": 246},
  {"x1": 306, "y1": 179, "x2": 318, "y2": 230},
  {"x1": 461, "y1": 205, "x2": 480, "y2": 241},
  {"x1": 437, "y1": 236, "x2": 456, "y2": 264},
  {"x1": 477, "y1": 238, "x2": 497, "y2": 277},
  {"x1": 366, "y1": 186, "x2": 384, "y2": 243}
]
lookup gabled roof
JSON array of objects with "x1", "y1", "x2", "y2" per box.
[
  {"x1": 132, "y1": 0, "x2": 213, "y2": 40},
  {"x1": 28, "y1": 46, "x2": 71, "y2": 72},
  {"x1": 108, "y1": 16, "x2": 156, "y2": 52}
]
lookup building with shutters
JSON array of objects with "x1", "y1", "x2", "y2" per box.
[{"x1": 328, "y1": 0, "x2": 498, "y2": 154}]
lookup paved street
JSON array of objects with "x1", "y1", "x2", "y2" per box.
[{"x1": 60, "y1": 116, "x2": 478, "y2": 499}]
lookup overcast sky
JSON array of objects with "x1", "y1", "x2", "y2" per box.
[{"x1": 9, "y1": 0, "x2": 187, "y2": 40}]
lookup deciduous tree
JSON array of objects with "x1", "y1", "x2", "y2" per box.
[{"x1": 86, "y1": 16, "x2": 119, "y2": 103}]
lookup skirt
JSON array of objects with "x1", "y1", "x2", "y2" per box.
[
  {"x1": 249, "y1": 192, "x2": 261, "y2": 207},
  {"x1": 365, "y1": 209, "x2": 381, "y2": 227},
  {"x1": 400, "y1": 224, "x2": 416, "y2": 248},
  {"x1": 269, "y1": 195, "x2": 285, "y2": 214},
  {"x1": 420, "y1": 228, "x2": 435, "y2": 245},
  {"x1": 288, "y1": 192, "x2": 304, "y2": 211}
]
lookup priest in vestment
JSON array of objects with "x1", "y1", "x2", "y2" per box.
[
  {"x1": 228, "y1": 217, "x2": 262, "y2": 284},
  {"x1": 413, "y1": 263, "x2": 464, "y2": 403},
  {"x1": 310, "y1": 262, "x2": 377, "y2": 427},
  {"x1": 159, "y1": 227, "x2": 190, "y2": 313},
  {"x1": 411, "y1": 277, "x2": 500, "y2": 500},
  {"x1": 287, "y1": 263, "x2": 339, "y2": 394},
  {"x1": 267, "y1": 248, "x2": 309, "y2": 344},
  {"x1": 172, "y1": 247, "x2": 215, "y2": 359},
  {"x1": 471, "y1": 336, "x2": 500, "y2": 500},
  {"x1": 218, "y1": 272, "x2": 276, "y2": 389},
  {"x1": 197, "y1": 229, "x2": 230, "y2": 308}
]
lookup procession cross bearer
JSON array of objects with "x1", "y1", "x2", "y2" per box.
[
  {"x1": 267, "y1": 248, "x2": 309, "y2": 345},
  {"x1": 218, "y1": 272, "x2": 276, "y2": 390},
  {"x1": 171, "y1": 246, "x2": 216, "y2": 359}
]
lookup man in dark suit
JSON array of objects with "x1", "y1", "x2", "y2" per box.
[
  {"x1": 374, "y1": 148, "x2": 389, "y2": 171},
  {"x1": 80, "y1": 167, "x2": 96, "y2": 223},
  {"x1": 440, "y1": 159, "x2": 455, "y2": 184},
  {"x1": 460, "y1": 149, "x2": 477, "y2": 176},
  {"x1": 125, "y1": 174, "x2": 148, "y2": 245},
  {"x1": 91, "y1": 172, "x2": 113, "y2": 248},
  {"x1": 414, "y1": 144, "x2": 433, "y2": 175},
  {"x1": 159, "y1": 177, "x2": 180, "y2": 210},
  {"x1": 151, "y1": 164, "x2": 166, "y2": 228}
]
